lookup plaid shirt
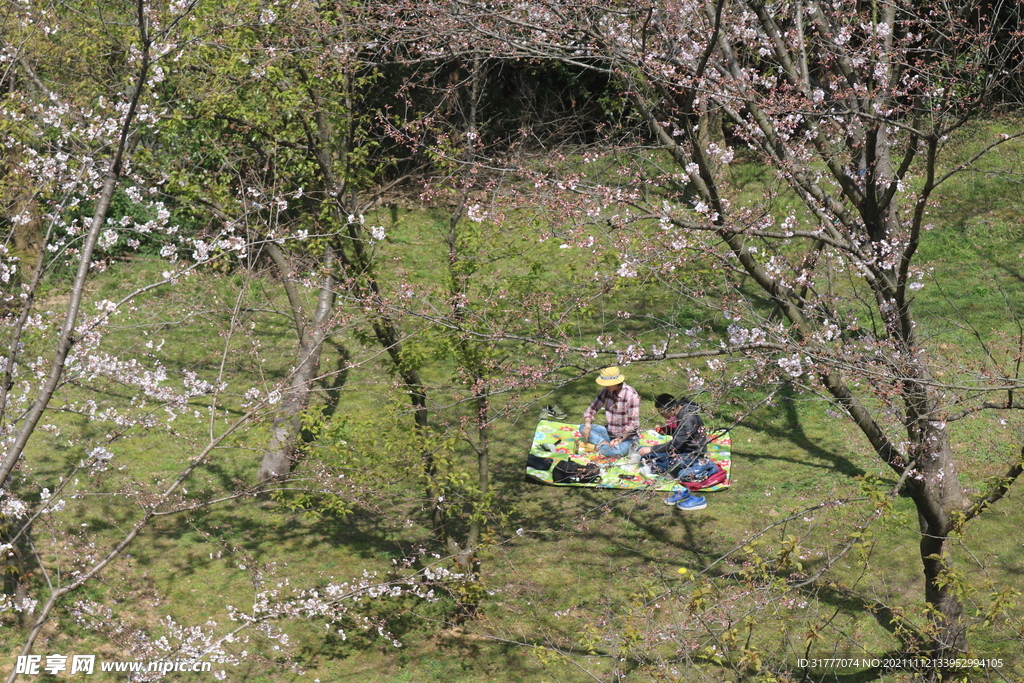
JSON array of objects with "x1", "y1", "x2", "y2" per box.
[{"x1": 583, "y1": 384, "x2": 641, "y2": 439}]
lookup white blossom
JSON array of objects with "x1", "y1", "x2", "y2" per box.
[
  {"x1": 99, "y1": 229, "x2": 118, "y2": 250},
  {"x1": 777, "y1": 354, "x2": 804, "y2": 378}
]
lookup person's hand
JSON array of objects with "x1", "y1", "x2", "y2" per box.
[
  {"x1": 638, "y1": 446, "x2": 652, "y2": 456},
  {"x1": 610, "y1": 437, "x2": 622, "y2": 448}
]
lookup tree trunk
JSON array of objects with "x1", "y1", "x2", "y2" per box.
[
  {"x1": 257, "y1": 245, "x2": 336, "y2": 482},
  {"x1": 908, "y1": 426, "x2": 969, "y2": 673},
  {"x1": 256, "y1": 336, "x2": 325, "y2": 482},
  {"x1": 921, "y1": 531, "x2": 967, "y2": 653}
]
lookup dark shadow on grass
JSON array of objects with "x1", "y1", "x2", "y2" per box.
[
  {"x1": 799, "y1": 580, "x2": 909, "y2": 645},
  {"x1": 988, "y1": 254, "x2": 1024, "y2": 287},
  {"x1": 133, "y1": 501, "x2": 412, "y2": 584},
  {"x1": 741, "y1": 384, "x2": 866, "y2": 478},
  {"x1": 498, "y1": 476, "x2": 725, "y2": 578},
  {"x1": 122, "y1": 495, "x2": 487, "y2": 670},
  {"x1": 200, "y1": 460, "x2": 254, "y2": 493}
]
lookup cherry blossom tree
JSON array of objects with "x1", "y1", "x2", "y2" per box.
[
  {"x1": 0, "y1": 2, "x2": 464, "y2": 677},
  {"x1": 0, "y1": 0, "x2": 197, "y2": 665},
  {"x1": 148, "y1": 0, "x2": 441, "y2": 484}
]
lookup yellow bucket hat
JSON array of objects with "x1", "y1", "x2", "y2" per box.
[{"x1": 596, "y1": 366, "x2": 625, "y2": 386}]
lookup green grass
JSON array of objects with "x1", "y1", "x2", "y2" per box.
[{"x1": 5, "y1": 124, "x2": 1024, "y2": 683}]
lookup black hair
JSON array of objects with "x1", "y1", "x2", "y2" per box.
[
  {"x1": 654, "y1": 393, "x2": 677, "y2": 411},
  {"x1": 655, "y1": 393, "x2": 698, "y2": 412}
]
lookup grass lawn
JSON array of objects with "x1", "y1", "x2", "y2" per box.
[{"x1": 3, "y1": 122, "x2": 1024, "y2": 683}]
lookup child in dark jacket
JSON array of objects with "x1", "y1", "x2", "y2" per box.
[
  {"x1": 637, "y1": 394, "x2": 707, "y2": 474},
  {"x1": 637, "y1": 394, "x2": 709, "y2": 511}
]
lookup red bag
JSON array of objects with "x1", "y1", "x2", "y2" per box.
[{"x1": 681, "y1": 462, "x2": 728, "y2": 490}]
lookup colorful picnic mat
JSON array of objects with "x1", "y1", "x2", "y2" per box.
[{"x1": 525, "y1": 420, "x2": 732, "y2": 491}]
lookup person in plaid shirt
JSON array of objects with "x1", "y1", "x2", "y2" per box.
[{"x1": 579, "y1": 366, "x2": 641, "y2": 457}]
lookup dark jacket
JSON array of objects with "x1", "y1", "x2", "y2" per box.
[{"x1": 650, "y1": 403, "x2": 707, "y2": 456}]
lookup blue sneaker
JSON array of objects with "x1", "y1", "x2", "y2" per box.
[
  {"x1": 676, "y1": 494, "x2": 707, "y2": 511},
  {"x1": 664, "y1": 488, "x2": 690, "y2": 506}
]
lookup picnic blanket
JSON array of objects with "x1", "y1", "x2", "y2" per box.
[{"x1": 526, "y1": 420, "x2": 732, "y2": 491}]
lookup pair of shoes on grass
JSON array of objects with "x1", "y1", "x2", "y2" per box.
[
  {"x1": 664, "y1": 487, "x2": 707, "y2": 511},
  {"x1": 539, "y1": 404, "x2": 568, "y2": 421}
]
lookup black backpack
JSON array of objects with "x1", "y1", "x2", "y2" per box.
[{"x1": 552, "y1": 459, "x2": 602, "y2": 484}]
